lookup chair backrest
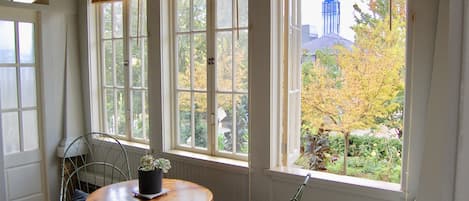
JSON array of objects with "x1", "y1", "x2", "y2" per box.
[
  {"x1": 290, "y1": 173, "x2": 311, "y2": 201},
  {"x1": 59, "y1": 132, "x2": 131, "y2": 201}
]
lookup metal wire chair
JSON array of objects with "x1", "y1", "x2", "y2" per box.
[
  {"x1": 59, "y1": 132, "x2": 131, "y2": 201},
  {"x1": 290, "y1": 173, "x2": 311, "y2": 201}
]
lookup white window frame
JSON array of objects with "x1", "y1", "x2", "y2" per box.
[
  {"x1": 169, "y1": 0, "x2": 249, "y2": 161},
  {"x1": 271, "y1": 0, "x2": 416, "y2": 198},
  {"x1": 93, "y1": 0, "x2": 149, "y2": 144}
]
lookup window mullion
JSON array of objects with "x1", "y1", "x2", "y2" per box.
[
  {"x1": 141, "y1": 36, "x2": 147, "y2": 139},
  {"x1": 110, "y1": 3, "x2": 119, "y2": 136},
  {"x1": 14, "y1": 21, "x2": 25, "y2": 152},
  {"x1": 123, "y1": 0, "x2": 132, "y2": 140},
  {"x1": 281, "y1": 0, "x2": 290, "y2": 166},
  {"x1": 172, "y1": 0, "x2": 179, "y2": 148},
  {"x1": 189, "y1": 0, "x2": 196, "y2": 149},
  {"x1": 207, "y1": 0, "x2": 216, "y2": 156},
  {"x1": 97, "y1": 5, "x2": 106, "y2": 134}
]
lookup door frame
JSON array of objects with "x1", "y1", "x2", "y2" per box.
[{"x1": 0, "y1": 92, "x2": 6, "y2": 201}]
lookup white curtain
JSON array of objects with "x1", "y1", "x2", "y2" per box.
[{"x1": 417, "y1": 0, "x2": 463, "y2": 200}]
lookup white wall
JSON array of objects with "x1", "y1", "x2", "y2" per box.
[
  {"x1": 39, "y1": 0, "x2": 81, "y2": 200},
  {"x1": 454, "y1": 1, "x2": 469, "y2": 200}
]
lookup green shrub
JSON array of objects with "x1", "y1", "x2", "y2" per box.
[
  {"x1": 328, "y1": 135, "x2": 402, "y2": 164},
  {"x1": 295, "y1": 134, "x2": 402, "y2": 183}
]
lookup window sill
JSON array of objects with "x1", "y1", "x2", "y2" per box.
[
  {"x1": 95, "y1": 137, "x2": 149, "y2": 154},
  {"x1": 163, "y1": 150, "x2": 249, "y2": 175},
  {"x1": 267, "y1": 166, "x2": 403, "y2": 201}
]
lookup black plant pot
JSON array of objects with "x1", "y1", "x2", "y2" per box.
[{"x1": 138, "y1": 169, "x2": 163, "y2": 194}]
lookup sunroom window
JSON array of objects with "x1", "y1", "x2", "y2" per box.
[
  {"x1": 172, "y1": 0, "x2": 249, "y2": 160},
  {"x1": 280, "y1": 0, "x2": 406, "y2": 184},
  {"x1": 94, "y1": 0, "x2": 149, "y2": 143}
]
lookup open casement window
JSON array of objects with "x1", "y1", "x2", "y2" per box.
[
  {"x1": 281, "y1": 0, "x2": 302, "y2": 166},
  {"x1": 277, "y1": 0, "x2": 406, "y2": 186},
  {"x1": 95, "y1": 0, "x2": 149, "y2": 143},
  {"x1": 172, "y1": 0, "x2": 249, "y2": 160}
]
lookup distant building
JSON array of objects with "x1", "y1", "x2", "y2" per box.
[
  {"x1": 302, "y1": 0, "x2": 352, "y2": 62},
  {"x1": 302, "y1": 33, "x2": 352, "y2": 62},
  {"x1": 302, "y1": 25, "x2": 318, "y2": 44},
  {"x1": 322, "y1": 0, "x2": 341, "y2": 35}
]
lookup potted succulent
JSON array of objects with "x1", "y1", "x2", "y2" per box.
[{"x1": 138, "y1": 154, "x2": 171, "y2": 194}]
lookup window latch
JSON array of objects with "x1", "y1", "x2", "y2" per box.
[
  {"x1": 210, "y1": 113, "x2": 216, "y2": 125},
  {"x1": 207, "y1": 57, "x2": 215, "y2": 65}
]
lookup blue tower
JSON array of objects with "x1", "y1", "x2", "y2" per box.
[{"x1": 322, "y1": 0, "x2": 341, "y2": 35}]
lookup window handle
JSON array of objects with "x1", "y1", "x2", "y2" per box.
[{"x1": 207, "y1": 57, "x2": 215, "y2": 65}]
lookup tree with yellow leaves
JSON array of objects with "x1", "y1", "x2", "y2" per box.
[{"x1": 301, "y1": 0, "x2": 406, "y2": 174}]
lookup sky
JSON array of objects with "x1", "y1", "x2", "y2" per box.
[{"x1": 302, "y1": 0, "x2": 369, "y2": 41}]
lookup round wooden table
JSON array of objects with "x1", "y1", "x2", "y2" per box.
[{"x1": 86, "y1": 179, "x2": 213, "y2": 201}]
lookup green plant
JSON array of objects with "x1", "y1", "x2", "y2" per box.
[
  {"x1": 139, "y1": 154, "x2": 171, "y2": 173},
  {"x1": 295, "y1": 134, "x2": 402, "y2": 183}
]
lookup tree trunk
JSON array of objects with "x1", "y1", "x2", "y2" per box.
[{"x1": 343, "y1": 132, "x2": 350, "y2": 175}]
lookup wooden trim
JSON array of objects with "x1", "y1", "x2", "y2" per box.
[{"x1": 34, "y1": 0, "x2": 48, "y2": 4}]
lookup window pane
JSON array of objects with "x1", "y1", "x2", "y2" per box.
[
  {"x1": 22, "y1": 110, "x2": 38, "y2": 151},
  {"x1": 2, "y1": 112, "x2": 20, "y2": 154},
  {"x1": 177, "y1": 34, "x2": 190, "y2": 89},
  {"x1": 113, "y1": 2, "x2": 123, "y2": 38},
  {"x1": 132, "y1": 90, "x2": 144, "y2": 139},
  {"x1": 192, "y1": 0, "x2": 206, "y2": 31},
  {"x1": 176, "y1": 0, "x2": 190, "y2": 32},
  {"x1": 114, "y1": 39, "x2": 124, "y2": 87},
  {"x1": 19, "y1": 23, "x2": 35, "y2": 64},
  {"x1": 104, "y1": 89, "x2": 115, "y2": 134},
  {"x1": 217, "y1": 94, "x2": 233, "y2": 152},
  {"x1": 238, "y1": 0, "x2": 248, "y2": 27},
  {"x1": 131, "y1": 38, "x2": 143, "y2": 87},
  {"x1": 178, "y1": 92, "x2": 191, "y2": 146},
  {"x1": 194, "y1": 33, "x2": 207, "y2": 90},
  {"x1": 102, "y1": 3, "x2": 112, "y2": 39},
  {"x1": 130, "y1": 0, "x2": 139, "y2": 37},
  {"x1": 0, "y1": 21, "x2": 16, "y2": 64},
  {"x1": 130, "y1": 0, "x2": 147, "y2": 37},
  {"x1": 103, "y1": 40, "x2": 113, "y2": 86},
  {"x1": 194, "y1": 92, "x2": 207, "y2": 148},
  {"x1": 216, "y1": 31, "x2": 233, "y2": 91},
  {"x1": 0, "y1": 67, "x2": 18, "y2": 110},
  {"x1": 235, "y1": 94, "x2": 248, "y2": 154},
  {"x1": 234, "y1": 30, "x2": 248, "y2": 91},
  {"x1": 141, "y1": 0, "x2": 147, "y2": 35},
  {"x1": 116, "y1": 89, "x2": 126, "y2": 136},
  {"x1": 20, "y1": 67, "x2": 37, "y2": 108},
  {"x1": 216, "y1": 0, "x2": 232, "y2": 29},
  {"x1": 143, "y1": 38, "x2": 148, "y2": 87}
]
